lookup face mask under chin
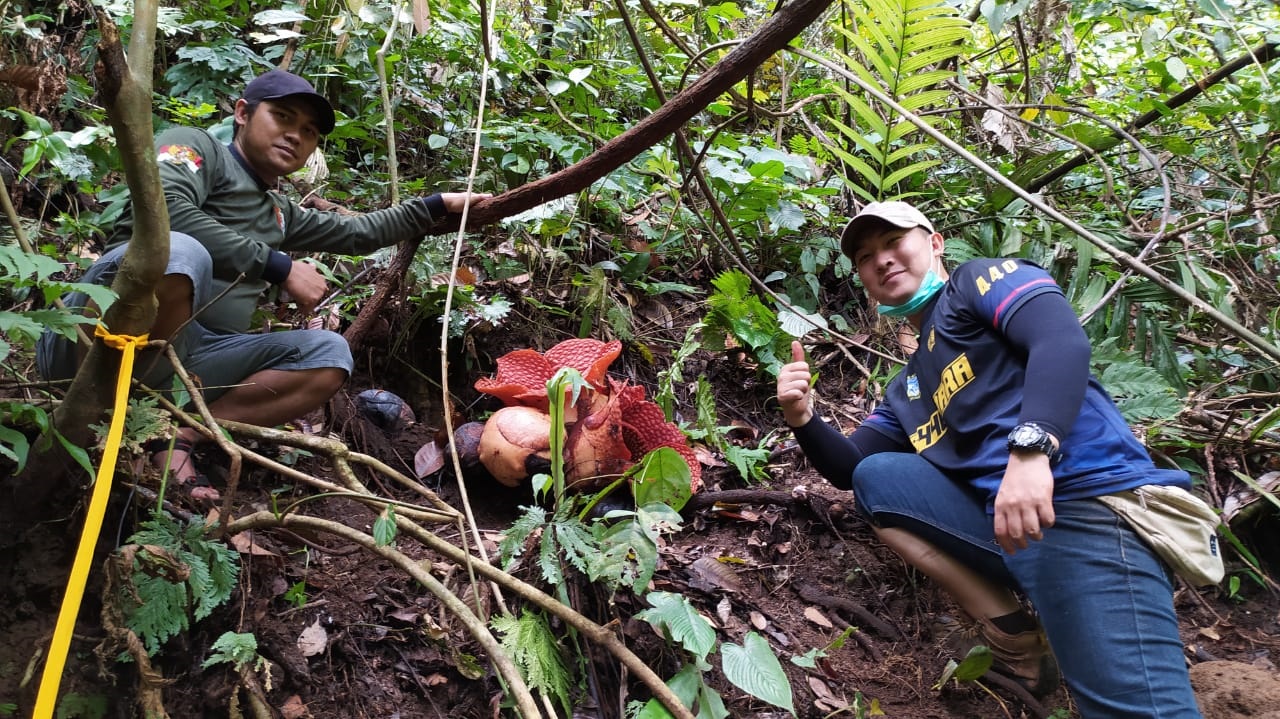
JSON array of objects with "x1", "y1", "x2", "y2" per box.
[{"x1": 877, "y1": 260, "x2": 945, "y2": 317}]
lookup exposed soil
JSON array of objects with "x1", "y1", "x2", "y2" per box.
[{"x1": 3, "y1": 291, "x2": 1280, "y2": 719}]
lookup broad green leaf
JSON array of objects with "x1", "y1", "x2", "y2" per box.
[
  {"x1": 1198, "y1": 0, "x2": 1234, "y2": 20},
  {"x1": 634, "y1": 502, "x2": 684, "y2": 543},
  {"x1": 723, "y1": 443, "x2": 770, "y2": 483},
  {"x1": 766, "y1": 201, "x2": 806, "y2": 233},
  {"x1": 705, "y1": 158, "x2": 754, "y2": 186},
  {"x1": 0, "y1": 311, "x2": 49, "y2": 347},
  {"x1": 636, "y1": 591, "x2": 717, "y2": 661},
  {"x1": 0, "y1": 424, "x2": 30, "y2": 472},
  {"x1": 372, "y1": 506, "x2": 398, "y2": 546},
  {"x1": 568, "y1": 66, "x2": 592, "y2": 85},
  {"x1": 253, "y1": 9, "x2": 310, "y2": 24},
  {"x1": 721, "y1": 632, "x2": 795, "y2": 715},
  {"x1": 748, "y1": 159, "x2": 786, "y2": 180},
  {"x1": 1166, "y1": 57, "x2": 1188, "y2": 83},
  {"x1": 951, "y1": 644, "x2": 994, "y2": 681},
  {"x1": 630, "y1": 447, "x2": 693, "y2": 511},
  {"x1": 501, "y1": 152, "x2": 530, "y2": 174},
  {"x1": 777, "y1": 306, "x2": 827, "y2": 338},
  {"x1": 637, "y1": 663, "x2": 726, "y2": 719},
  {"x1": 980, "y1": 0, "x2": 1033, "y2": 35}
]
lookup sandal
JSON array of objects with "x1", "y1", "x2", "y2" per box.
[{"x1": 145, "y1": 436, "x2": 222, "y2": 504}]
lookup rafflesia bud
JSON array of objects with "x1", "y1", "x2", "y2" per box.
[
  {"x1": 356, "y1": 389, "x2": 416, "y2": 433},
  {"x1": 477, "y1": 406, "x2": 554, "y2": 487}
]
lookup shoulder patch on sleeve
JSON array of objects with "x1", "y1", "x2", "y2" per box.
[{"x1": 157, "y1": 144, "x2": 203, "y2": 173}]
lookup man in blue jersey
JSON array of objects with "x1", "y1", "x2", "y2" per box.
[{"x1": 776, "y1": 201, "x2": 1202, "y2": 717}]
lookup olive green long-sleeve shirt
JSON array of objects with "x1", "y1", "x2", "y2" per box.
[{"x1": 107, "y1": 126, "x2": 446, "y2": 333}]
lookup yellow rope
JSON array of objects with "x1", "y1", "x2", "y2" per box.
[{"x1": 33, "y1": 325, "x2": 149, "y2": 718}]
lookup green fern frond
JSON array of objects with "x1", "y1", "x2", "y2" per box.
[
  {"x1": 827, "y1": 0, "x2": 971, "y2": 199},
  {"x1": 537, "y1": 521, "x2": 566, "y2": 587},
  {"x1": 589, "y1": 517, "x2": 661, "y2": 594},
  {"x1": 497, "y1": 505, "x2": 547, "y2": 570},
  {"x1": 493, "y1": 610, "x2": 574, "y2": 716},
  {"x1": 121, "y1": 516, "x2": 238, "y2": 656},
  {"x1": 553, "y1": 519, "x2": 596, "y2": 577}
]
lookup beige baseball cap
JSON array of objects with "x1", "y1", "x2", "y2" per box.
[{"x1": 839, "y1": 201, "x2": 935, "y2": 258}]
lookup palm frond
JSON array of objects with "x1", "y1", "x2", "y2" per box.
[{"x1": 826, "y1": 0, "x2": 971, "y2": 200}]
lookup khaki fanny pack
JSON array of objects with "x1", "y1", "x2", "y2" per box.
[{"x1": 1097, "y1": 484, "x2": 1224, "y2": 587}]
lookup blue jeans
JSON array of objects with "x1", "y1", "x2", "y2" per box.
[
  {"x1": 36, "y1": 233, "x2": 352, "y2": 402},
  {"x1": 853, "y1": 452, "x2": 1202, "y2": 718}
]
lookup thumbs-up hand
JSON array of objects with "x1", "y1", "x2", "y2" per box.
[{"x1": 777, "y1": 340, "x2": 815, "y2": 427}]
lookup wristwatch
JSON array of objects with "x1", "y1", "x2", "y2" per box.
[{"x1": 1007, "y1": 422, "x2": 1058, "y2": 458}]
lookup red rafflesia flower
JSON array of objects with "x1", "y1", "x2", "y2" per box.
[{"x1": 472, "y1": 339, "x2": 701, "y2": 491}]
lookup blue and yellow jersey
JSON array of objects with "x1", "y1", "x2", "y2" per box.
[{"x1": 862, "y1": 258, "x2": 1190, "y2": 508}]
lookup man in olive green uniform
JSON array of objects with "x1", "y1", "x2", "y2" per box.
[{"x1": 38, "y1": 70, "x2": 489, "y2": 500}]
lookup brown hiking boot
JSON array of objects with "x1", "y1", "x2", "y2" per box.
[{"x1": 933, "y1": 614, "x2": 1060, "y2": 697}]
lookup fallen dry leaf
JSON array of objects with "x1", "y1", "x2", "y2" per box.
[
  {"x1": 693, "y1": 445, "x2": 728, "y2": 467},
  {"x1": 804, "y1": 606, "x2": 834, "y2": 629},
  {"x1": 414, "y1": 440, "x2": 445, "y2": 478},
  {"x1": 390, "y1": 609, "x2": 421, "y2": 624},
  {"x1": 227, "y1": 531, "x2": 279, "y2": 557},
  {"x1": 808, "y1": 675, "x2": 837, "y2": 701},
  {"x1": 297, "y1": 619, "x2": 328, "y2": 657},
  {"x1": 716, "y1": 596, "x2": 732, "y2": 626},
  {"x1": 280, "y1": 695, "x2": 311, "y2": 719},
  {"x1": 750, "y1": 611, "x2": 768, "y2": 630},
  {"x1": 688, "y1": 556, "x2": 745, "y2": 594}
]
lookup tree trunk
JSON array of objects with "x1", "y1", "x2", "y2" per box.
[{"x1": 3, "y1": 2, "x2": 167, "y2": 535}]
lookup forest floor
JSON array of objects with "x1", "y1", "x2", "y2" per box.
[{"x1": 3, "y1": 279, "x2": 1280, "y2": 719}]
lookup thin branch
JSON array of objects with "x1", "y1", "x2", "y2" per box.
[
  {"x1": 1025, "y1": 42, "x2": 1280, "y2": 194},
  {"x1": 392, "y1": 521, "x2": 699, "y2": 719},
  {"x1": 439, "y1": 0, "x2": 512, "y2": 620},
  {"x1": 224, "y1": 512, "x2": 544, "y2": 718},
  {"x1": 376, "y1": 2, "x2": 406, "y2": 206}
]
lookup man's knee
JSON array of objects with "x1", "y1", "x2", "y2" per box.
[
  {"x1": 314, "y1": 367, "x2": 347, "y2": 396},
  {"x1": 851, "y1": 453, "x2": 908, "y2": 504}
]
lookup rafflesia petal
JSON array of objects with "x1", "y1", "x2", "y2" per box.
[
  {"x1": 566, "y1": 378, "x2": 701, "y2": 492},
  {"x1": 617, "y1": 397, "x2": 702, "y2": 492},
  {"x1": 474, "y1": 349, "x2": 556, "y2": 409},
  {"x1": 543, "y1": 338, "x2": 622, "y2": 390},
  {"x1": 474, "y1": 339, "x2": 622, "y2": 410},
  {"x1": 565, "y1": 392, "x2": 633, "y2": 491}
]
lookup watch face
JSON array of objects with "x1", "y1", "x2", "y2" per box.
[
  {"x1": 1012, "y1": 426, "x2": 1041, "y2": 445},
  {"x1": 1009, "y1": 423, "x2": 1050, "y2": 451}
]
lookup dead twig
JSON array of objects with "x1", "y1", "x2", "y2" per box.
[{"x1": 795, "y1": 582, "x2": 903, "y2": 641}]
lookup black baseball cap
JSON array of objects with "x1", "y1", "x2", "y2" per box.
[{"x1": 243, "y1": 70, "x2": 336, "y2": 134}]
